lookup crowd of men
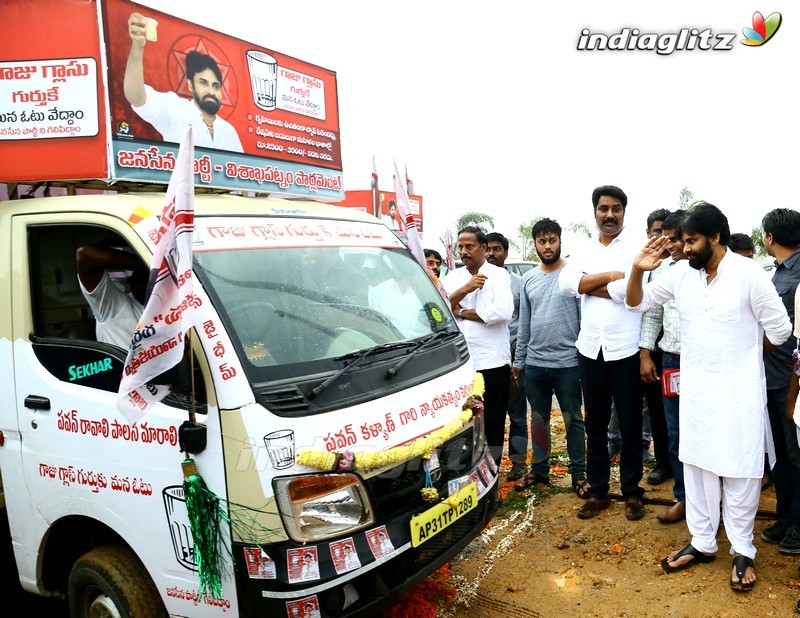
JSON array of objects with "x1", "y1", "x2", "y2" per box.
[{"x1": 435, "y1": 185, "x2": 800, "y2": 602}]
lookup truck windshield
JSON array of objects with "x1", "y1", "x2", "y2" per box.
[{"x1": 194, "y1": 245, "x2": 453, "y2": 378}]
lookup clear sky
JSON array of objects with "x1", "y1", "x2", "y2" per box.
[{"x1": 138, "y1": 0, "x2": 796, "y2": 257}]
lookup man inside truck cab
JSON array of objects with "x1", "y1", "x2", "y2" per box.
[{"x1": 76, "y1": 244, "x2": 147, "y2": 349}]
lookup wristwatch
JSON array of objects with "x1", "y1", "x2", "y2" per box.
[{"x1": 455, "y1": 307, "x2": 463, "y2": 319}]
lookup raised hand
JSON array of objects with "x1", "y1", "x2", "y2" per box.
[{"x1": 633, "y1": 235, "x2": 669, "y2": 271}]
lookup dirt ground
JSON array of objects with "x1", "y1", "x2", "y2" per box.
[{"x1": 391, "y1": 414, "x2": 800, "y2": 618}]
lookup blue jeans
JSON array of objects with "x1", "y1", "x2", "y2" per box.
[
  {"x1": 662, "y1": 352, "x2": 685, "y2": 502},
  {"x1": 507, "y1": 377, "x2": 529, "y2": 464},
  {"x1": 524, "y1": 365, "x2": 586, "y2": 478}
]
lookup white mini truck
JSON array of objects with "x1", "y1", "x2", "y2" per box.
[{"x1": 0, "y1": 192, "x2": 498, "y2": 617}]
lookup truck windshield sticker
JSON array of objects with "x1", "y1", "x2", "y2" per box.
[{"x1": 191, "y1": 217, "x2": 403, "y2": 252}]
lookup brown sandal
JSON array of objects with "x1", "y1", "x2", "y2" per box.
[
  {"x1": 572, "y1": 476, "x2": 590, "y2": 499},
  {"x1": 514, "y1": 472, "x2": 549, "y2": 492}
]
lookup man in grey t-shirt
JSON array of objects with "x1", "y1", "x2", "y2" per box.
[{"x1": 511, "y1": 218, "x2": 587, "y2": 496}]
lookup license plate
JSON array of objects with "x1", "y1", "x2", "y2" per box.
[{"x1": 409, "y1": 483, "x2": 478, "y2": 547}]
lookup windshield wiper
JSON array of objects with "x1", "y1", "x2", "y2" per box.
[
  {"x1": 309, "y1": 341, "x2": 416, "y2": 399},
  {"x1": 386, "y1": 331, "x2": 454, "y2": 379}
]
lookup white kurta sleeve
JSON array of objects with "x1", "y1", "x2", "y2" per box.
[{"x1": 751, "y1": 271, "x2": 792, "y2": 346}]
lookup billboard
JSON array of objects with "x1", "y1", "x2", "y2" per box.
[
  {"x1": 333, "y1": 190, "x2": 424, "y2": 237},
  {"x1": 0, "y1": 0, "x2": 343, "y2": 200}
]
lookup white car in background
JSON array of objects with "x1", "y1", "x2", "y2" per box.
[
  {"x1": 504, "y1": 261, "x2": 538, "y2": 277},
  {"x1": 448, "y1": 260, "x2": 538, "y2": 277}
]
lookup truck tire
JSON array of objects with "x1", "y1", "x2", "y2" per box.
[{"x1": 68, "y1": 545, "x2": 167, "y2": 618}]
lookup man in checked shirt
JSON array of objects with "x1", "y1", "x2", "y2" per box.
[{"x1": 638, "y1": 209, "x2": 688, "y2": 524}]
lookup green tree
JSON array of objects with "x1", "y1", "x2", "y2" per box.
[
  {"x1": 678, "y1": 187, "x2": 694, "y2": 210},
  {"x1": 750, "y1": 227, "x2": 766, "y2": 257},
  {"x1": 517, "y1": 216, "x2": 544, "y2": 261},
  {"x1": 455, "y1": 211, "x2": 494, "y2": 233},
  {"x1": 568, "y1": 222, "x2": 592, "y2": 238}
]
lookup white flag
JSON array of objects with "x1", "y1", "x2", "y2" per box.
[
  {"x1": 405, "y1": 164, "x2": 414, "y2": 196},
  {"x1": 117, "y1": 126, "x2": 198, "y2": 423},
  {"x1": 371, "y1": 155, "x2": 378, "y2": 190},
  {"x1": 441, "y1": 229, "x2": 456, "y2": 271},
  {"x1": 393, "y1": 161, "x2": 448, "y2": 301}
]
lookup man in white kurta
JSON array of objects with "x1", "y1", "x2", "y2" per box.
[
  {"x1": 626, "y1": 203, "x2": 791, "y2": 590},
  {"x1": 442, "y1": 226, "x2": 514, "y2": 465}
]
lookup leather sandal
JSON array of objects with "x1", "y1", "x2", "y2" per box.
[
  {"x1": 661, "y1": 543, "x2": 715, "y2": 574},
  {"x1": 513, "y1": 472, "x2": 549, "y2": 492},
  {"x1": 572, "y1": 475, "x2": 590, "y2": 500},
  {"x1": 730, "y1": 555, "x2": 755, "y2": 592}
]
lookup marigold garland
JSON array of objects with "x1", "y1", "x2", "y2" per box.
[
  {"x1": 296, "y1": 372, "x2": 485, "y2": 473},
  {"x1": 296, "y1": 409, "x2": 474, "y2": 472},
  {"x1": 380, "y1": 565, "x2": 456, "y2": 618}
]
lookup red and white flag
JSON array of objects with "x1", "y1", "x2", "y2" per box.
[
  {"x1": 440, "y1": 229, "x2": 456, "y2": 271},
  {"x1": 117, "y1": 126, "x2": 198, "y2": 423},
  {"x1": 392, "y1": 161, "x2": 448, "y2": 301},
  {"x1": 405, "y1": 164, "x2": 414, "y2": 196},
  {"x1": 371, "y1": 155, "x2": 378, "y2": 190}
]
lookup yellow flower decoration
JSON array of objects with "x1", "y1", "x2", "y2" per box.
[
  {"x1": 295, "y1": 375, "x2": 481, "y2": 473},
  {"x1": 472, "y1": 372, "x2": 485, "y2": 399}
]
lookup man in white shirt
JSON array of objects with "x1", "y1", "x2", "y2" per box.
[
  {"x1": 299, "y1": 552, "x2": 319, "y2": 580},
  {"x1": 124, "y1": 13, "x2": 244, "y2": 152},
  {"x1": 381, "y1": 200, "x2": 400, "y2": 231},
  {"x1": 77, "y1": 245, "x2": 146, "y2": 349},
  {"x1": 442, "y1": 226, "x2": 514, "y2": 465},
  {"x1": 559, "y1": 185, "x2": 646, "y2": 521},
  {"x1": 367, "y1": 258, "x2": 431, "y2": 339},
  {"x1": 342, "y1": 543, "x2": 360, "y2": 571},
  {"x1": 626, "y1": 203, "x2": 792, "y2": 592}
]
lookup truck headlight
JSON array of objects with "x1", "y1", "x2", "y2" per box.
[{"x1": 273, "y1": 474, "x2": 375, "y2": 543}]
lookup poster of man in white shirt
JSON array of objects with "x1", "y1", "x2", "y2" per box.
[
  {"x1": 330, "y1": 538, "x2": 361, "y2": 574},
  {"x1": 287, "y1": 547, "x2": 320, "y2": 583},
  {"x1": 124, "y1": 12, "x2": 244, "y2": 152},
  {"x1": 366, "y1": 526, "x2": 394, "y2": 558}
]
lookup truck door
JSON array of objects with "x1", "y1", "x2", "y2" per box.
[{"x1": 7, "y1": 213, "x2": 227, "y2": 611}]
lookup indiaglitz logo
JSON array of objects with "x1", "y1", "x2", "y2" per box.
[
  {"x1": 741, "y1": 11, "x2": 782, "y2": 46},
  {"x1": 577, "y1": 10, "x2": 782, "y2": 55}
]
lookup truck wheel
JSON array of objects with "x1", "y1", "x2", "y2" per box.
[{"x1": 68, "y1": 545, "x2": 167, "y2": 618}]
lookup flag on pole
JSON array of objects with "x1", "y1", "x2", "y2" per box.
[
  {"x1": 371, "y1": 155, "x2": 378, "y2": 190},
  {"x1": 440, "y1": 229, "x2": 456, "y2": 271},
  {"x1": 405, "y1": 164, "x2": 414, "y2": 196},
  {"x1": 117, "y1": 126, "x2": 198, "y2": 423},
  {"x1": 393, "y1": 161, "x2": 448, "y2": 301}
]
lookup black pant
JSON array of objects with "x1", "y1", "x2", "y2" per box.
[
  {"x1": 579, "y1": 350, "x2": 644, "y2": 499},
  {"x1": 643, "y1": 349, "x2": 671, "y2": 473},
  {"x1": 480, "y1": 364, "x2": 511, "y2": 465}
]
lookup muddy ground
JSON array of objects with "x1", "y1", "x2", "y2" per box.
[{"x1": 386, "y1": 416, "x2": 800, "y2": 618}]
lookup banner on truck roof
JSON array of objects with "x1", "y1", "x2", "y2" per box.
[
  {"x1": 0, "y1": 0, "x2": 343, "y2": 200},
  {"x1": 334, "y1": 190, "x2": 424, "y2": 237}
]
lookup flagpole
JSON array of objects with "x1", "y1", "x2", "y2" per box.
[{"x1": 188, "y1": 330, "x2": 196, "y2": 425}]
